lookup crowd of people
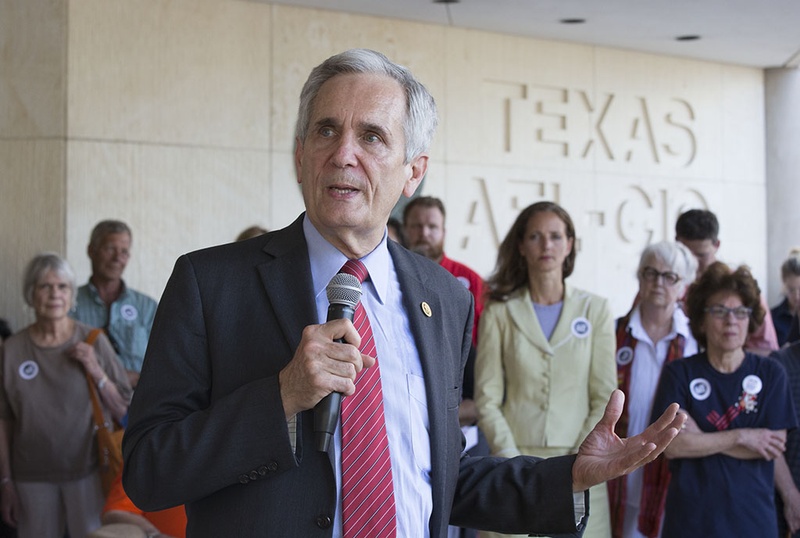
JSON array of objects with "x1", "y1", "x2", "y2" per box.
[
  {"x1": 0, "y1": 47, "x2": 795, "y2": 538},
  {"x1": 0, "y1": 221, "x2": 268, "y2": 537}
]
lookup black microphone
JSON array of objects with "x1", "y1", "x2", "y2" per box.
[{"x1": 314, "y1": 271, "x2": 362, "y2": 452}]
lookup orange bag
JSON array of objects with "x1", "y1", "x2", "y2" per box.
[{"x1": 84, "y1": 329, "x2": 124, "y2": 495}]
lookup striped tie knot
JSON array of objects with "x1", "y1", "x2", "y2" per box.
[{"x1": 340, "y1": 259, "x2": 369, "y2": 284}]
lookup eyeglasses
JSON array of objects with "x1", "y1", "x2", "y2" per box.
[
  {"x1": 704, "y1": 305, "x2": 752, "y2": 320},
  {"x1": 640, "y1": 267, "x2": 681, "y2": 286}
]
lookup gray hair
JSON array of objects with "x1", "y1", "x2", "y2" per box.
[
  {"x1": 23, "y1": 252, "x2": 77, "y2": 308},
  {"x1": 294, "y1": 49, "x2": 438, "y2": 163},
  {"x1": 89, "y1": 220, "x2": 131, "y2": 250},
  {"x1": 638, "y1": 241, "x2": 698, "y2": 284}
]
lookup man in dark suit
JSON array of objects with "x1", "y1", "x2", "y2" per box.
[{"x1": 123, "y1": 48, "x2": 684, "y2": 537}]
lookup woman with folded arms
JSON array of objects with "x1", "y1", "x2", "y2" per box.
[{"x1": 651, "y1": 261, "x2": 796, "y2": 537}]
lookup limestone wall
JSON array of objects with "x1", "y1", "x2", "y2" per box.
[{"x1": 0, "y1": 0, "x2": 767, "y2": 330}]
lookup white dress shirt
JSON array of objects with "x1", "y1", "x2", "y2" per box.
[
  {"x1": 304, "y1": 216, "x2": 433, "y2": 538},
  {"x1": 622, "y1": 305, "x2": 697, "y2": 538}
]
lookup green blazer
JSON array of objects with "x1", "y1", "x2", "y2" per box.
[{"x1": 476, "y1": 284, "x2": 617, "y2": 456}]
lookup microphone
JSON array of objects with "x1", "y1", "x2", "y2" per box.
[{"x1": 314, "y1": 271, "x2": 362, "y2": 452}]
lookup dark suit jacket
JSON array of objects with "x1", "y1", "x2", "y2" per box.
[{"x1": 123, "y1": 215, "x2": 582, "y2": 537}]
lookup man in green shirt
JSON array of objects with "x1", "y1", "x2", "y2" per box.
[{"x1": 71, "y1": 220, "x2": 157, "y2": 389}]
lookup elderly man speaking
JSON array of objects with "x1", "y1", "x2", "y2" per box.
[{"x1": 123, "y1": 49, "x2": 684, "y2": 538}]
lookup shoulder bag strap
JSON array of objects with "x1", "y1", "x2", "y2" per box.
[{"x1": 84, "y1": 328, "x2": 107, "y2": 430}]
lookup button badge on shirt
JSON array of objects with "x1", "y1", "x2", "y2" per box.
[
  {"x1": 742, "y1": 374, "x2": 762, "y2": 395},
  {"x1": 690, "y1": 377, "x2": 712, "y2": 400},
  {"x1": 571, "y1": 317, "x2": 591, "y2": 338},
  {"x1": 120, "y1": 304, "x2": 138, "y2": 321},
  {"x1": 18, "y1": 360, "x2": 39, "y2": 380},
  {"x1": 616, "y1": 346, "x2": 634, "y2": 366}
]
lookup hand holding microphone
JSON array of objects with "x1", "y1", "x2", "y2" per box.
[
  {"x1": 314, "y1": 272, "x2": 362, "y2": 452},
  {"x1": 277, "y1": 281, "x2": 372, "y2": 429}
]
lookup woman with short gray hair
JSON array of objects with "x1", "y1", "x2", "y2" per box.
[
  {"x1": 608, "y1": 241, "x2": 698, "y2": 538},
  {"x1": 0, "y1": 253, "x2": 131, "y2": 538}
]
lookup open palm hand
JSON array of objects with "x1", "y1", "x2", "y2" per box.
[{"x1": 572, "y1": 389, "x2": 685, "y2": 492}]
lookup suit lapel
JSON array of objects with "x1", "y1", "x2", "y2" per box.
[
  {"x1": 390, "y1": 243, "x2": 446, "y2": 404},
  {"x1": 389, "y1": 243, "x2": 455, "y2": 535},
  {"x1": 549, "y1": 284, "x2": 585, "y2": 349},
  {"x1": 255, "y1": 215, "x2": 318, "y2": 352}
]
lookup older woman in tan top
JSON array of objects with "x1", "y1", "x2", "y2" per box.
[{"x1": 0, "y1": 253, "x2": 131, "y2": 538}]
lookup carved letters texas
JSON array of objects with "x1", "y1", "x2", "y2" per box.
[
  {"x1": 453, "y1": 82, "x2": 707, "y2": 257},
  {"x1": 482, "y1": 82, "x2": 698, "y2": 167}
]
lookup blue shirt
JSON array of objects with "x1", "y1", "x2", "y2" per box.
[
  {"x1": 651, "y1": 352, "x2": 797, "y2": 537},
  {"x1": 772, "y1": 298, "x2": 796, "y2": 347},
  {"x1": 532, "y1": 300, "x2": 563, "y2": 340},
  {"x1": 71, "y1": 281, "x2": 158, "y2": 372},
  {"x1": 303, "y1": 217, "x2": 432, "y2": 538}
]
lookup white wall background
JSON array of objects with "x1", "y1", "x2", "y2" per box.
[{"x1": 0, "y1": 0, "x2": 769, "y2": 332}]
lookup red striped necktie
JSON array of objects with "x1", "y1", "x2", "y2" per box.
[{"x1": 339, "y1": 259, "x2": 397, "y2": 538}]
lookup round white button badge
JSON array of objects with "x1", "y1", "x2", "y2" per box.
[
  {"x1": 571, "y1": 317, "x2": 592, "y2": 338},
  {"x1": 616, "y1": 346, "x2": 634, "y2": 366},
  {"x1": 120, "y1": 304, "x2": 138, "y2": 321},
  {"x1": 742, "y1": 375, "x2": 763, "y2": 395},
  {"x1": 690, "y1": 378, "x2": 712, "y2": 400},
  {"x1": 18, "y1": 360, "x2": 39, "y2": 381}
]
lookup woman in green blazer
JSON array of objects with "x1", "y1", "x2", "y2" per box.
[{"x1": 475, "y1": 201, "x2": 617, "y2": 538}]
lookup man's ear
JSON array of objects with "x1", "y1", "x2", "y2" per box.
[
  {"x1": 402, "y1": 154, "x2": 428, "y2": 198},
  {"x1": 294, "y1": 138, "x2": 304, "y2": 185}
]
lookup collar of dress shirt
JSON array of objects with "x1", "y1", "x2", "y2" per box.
[
  {"x1": 302, "y1": 215, "x2": 390, "y2": 306},
  {"x1": 628, "y1": 303, "x2": 693, "y2": 344}
]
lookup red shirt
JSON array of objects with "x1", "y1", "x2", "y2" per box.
[{"x1": 440, "y1": 254, "x2": 484, "y2": 345}]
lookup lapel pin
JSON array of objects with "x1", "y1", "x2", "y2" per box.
[{"x1": 421, "y1": 302, "x2": 432, "y2": 317}]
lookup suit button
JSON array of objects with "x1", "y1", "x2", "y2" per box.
[
  {"x1": 315, "y1": 515, "x2": 332, "y2": 529},
  {"x1": 249, "y1": 470, "x2": 259, "y2": 481},
  {"x1": 258, "y1": 466, "x2": 268, "y2": 476},
  {"x1": 267, "y1": 461, "x2": 278, "y2": 472},
  {"x1": 238, "y1": 474, "x2": 249, "y2": 484}
]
